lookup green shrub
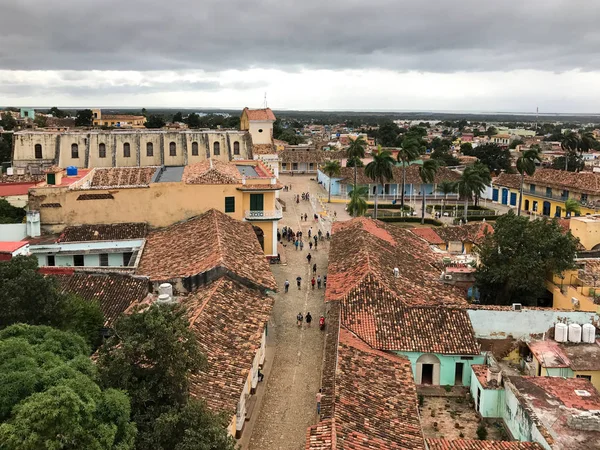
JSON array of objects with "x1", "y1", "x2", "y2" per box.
[
  {"x1": 443, "y1": 384, "x2": 452, "y2": 392},
  {"x1": 476, "y1": 424, "x2": 488, "y2": 440},
  {"x1": 367, "y1": 203, "x2": 413, "y2": 210}
]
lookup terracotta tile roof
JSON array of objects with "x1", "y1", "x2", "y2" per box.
[
  {"x1": 91, "y1": 167, "x2": 157, "y2": 187},
  {"x1": 58, "y1": 223, "x2": 147, "y2": 242},
  {"x1": 77, "y1": 193, "x2": 114, "y2": 200},
  {"x1": 324, "y1": 329, "x2": 425, "y2": 450},
  {"x1": 136, "y1": 209, "x2": 276, "y2": 291},
  {"x1": 243, "y1": 107, "x2": 276, "y2": 121},
  {"x1": 426, "y1": 439, "x2": 543, "y2": 450},
  {"x1": 495, "y1": 168, "x2": 600, "y2": 195},
  {"x1": 327, "y1": 218, "x2": 466, "y2": 307},
  {"x1": 237, "y1": 183, "x2": 283, "y2": 190},
  {"x1": 0, "y1": 173, "x2": 45, "y2": 183},
  {"x1": 411, "y1": 227, "x2": 445, "y2": 245},
  {"x1": 577, "y1": 259, "x2": 600, "y2": 285},
  {"x1": 338, "y1": 165, "x2": 461, "y2": 185},
  {"x1": 182, "y1": 159, "x2": 241, "y2": 184},
  {"x1": 434, "y1": 222, "x2": 494, "y2": 244},
  {"x1": 54, "y1": 272, "x2": 149, "y2": 326},
  {"x1": 306, "y1": 419, "x2": 334, "y2": 450},
  {"x1": 342, "y1": 302, "x2": 479, "y2": 354},
  {"x1": 253, "y1": 143, "x2": 276, "y2": 155},
  {"x1": 186, "y1": 276, "x2": 273, "y2": 414}
]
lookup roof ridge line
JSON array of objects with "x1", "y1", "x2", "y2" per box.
[
  {"x1": 188, "y1": 277, "x2": 224, "y2": 325},
  {"x1": 213, "y1": 210, "x2": 226, "y2": 266}
]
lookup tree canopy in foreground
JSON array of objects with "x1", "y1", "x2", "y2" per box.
[
  {"x1": 0, "y1": 324, "x2": 136, "y2": 450},
  {"x1": 475, "y1": 212, "x2": 578, "y2": 306}
]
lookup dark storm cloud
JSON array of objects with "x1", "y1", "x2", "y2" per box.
[{"x1": 1, "y1": 0, "x2": 598, "y2": 73}]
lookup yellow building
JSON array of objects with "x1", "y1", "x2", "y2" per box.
[
  {"x1": 546, "y1": 216, "x2": 600, "y2": 312},
  {"x1": 92, "y1": 109, "x2": 146, "y2": 128},
  {"x1": 493, "y1": 169, "x2": 600, "y2": 218},
  {"x1": 28, "y1": 160, "x2": 282, "y2": 257},
  {"x1": 527, "y1": 339, "x2": 600, "y2": 392}
]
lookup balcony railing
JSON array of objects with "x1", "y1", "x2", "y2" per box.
[{"x1": 244, "y1": 207, "x2": 283, "y2": 220}]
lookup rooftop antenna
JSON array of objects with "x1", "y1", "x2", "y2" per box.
[
  {"x1": 535, "y1": 106, "x2": 539, "y2": 132},
  {"x1": 263, "y1": 92, "x2": 268, "y2": 109}
]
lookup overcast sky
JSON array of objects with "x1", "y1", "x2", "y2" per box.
[{"x1": 1, "y1": 0, "x2": 599, "y2": 112}]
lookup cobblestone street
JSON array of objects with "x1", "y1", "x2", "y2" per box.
[{"x1": 244, "y1": 175, "x2": 347, "y2": 450}]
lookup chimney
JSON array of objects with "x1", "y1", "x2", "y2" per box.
[
  {"x1": 26, "y1": 210, "x2": 41, "y2": 238},
  {"x1": 486, "y1": 364, "x2": 502, "y2": 386}
]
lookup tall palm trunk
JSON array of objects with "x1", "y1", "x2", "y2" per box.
[
  {"x1": 565, "y1": 152, "x2": 569, "y2": 171},
  {"x1": 517, "y1": 171, "x2": 524, "y2": 216},
  {"x1": 442, "y1": 194, "x2": 447, "y2": 216},
  {"x1": 464, "y1": 196, "x2": 469, "y2": 223},
  {"x1": 328, "y1": 179, "x2": 332, "y2": 203},
  {"x1": 401, "y1": 164, "x2": 406, "y2": 213},
  {"x1": 373, "y1": 183, "x2": 379, "y2": 219},
  {"x1": 421, "y1": 183, "x2": 426, "y2": 224},
  {"x1": 354, "y1": 162, "x2": 357, "y2": 188}
]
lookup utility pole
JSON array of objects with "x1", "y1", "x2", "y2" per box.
[{"x1": 263, "y1": 92, "x2": 268, "y2": 109}]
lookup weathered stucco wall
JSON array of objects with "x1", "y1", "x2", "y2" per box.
[
  {"x1": 469, "y1": 371, "x2": 505, "y2": 418},
  {"x1": 467, "y1": 309, "x2": 599, "y2": 340},
  {"x1": 397, "y1": 351, "x2": 484, "y2": 387},
  {"x1": 503, "y1": 383, "x2": 551, "y2": 449},
  {"x1": 13, "y1": 131, "x2": 252, "y2": 168}
]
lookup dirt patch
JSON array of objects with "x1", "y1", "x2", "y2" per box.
[{"x1": 420, "y1": 396, "x2": 505, "y2": 440}]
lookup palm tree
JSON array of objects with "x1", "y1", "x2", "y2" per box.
[
  {"x1": 579, "y1": 131, "x2": 596, "y2": 154},
  {"x1": 397, "y1": 136, "x2": 423, "y2": 212},
  {"x1": 456, "y1": 166, "x2": 488, "y2": 223},
  {"x1": 516, "y1": 148, "x2": 541, "y2": 216},
  {"x1": 564, "y1": 198, "x2": 581, "y2": 217},
  {"x1": 418, "y1": 160, "x2": 438, "y2": 224},
  {"x1": 322, "y1": 160, "x2": 342, "y2": 203},
  {"x1": 365, "y1": 146, "x2": 395, "y2": 219},
  {"x1": 561, "y1": 131, "x2": 579, "y2": 171},
  {"x1": 346, "y1": 136, "x2": 367, "y2": 187},
  {"x1": 437, "y1": 180, "x2": 456, "y2": 217},
  {"x1": 471, "y1": 162, "x2": 492, "y2": 207},
  {"x1": 347, "y1": 185, "x2": 369, "y2": 217}
]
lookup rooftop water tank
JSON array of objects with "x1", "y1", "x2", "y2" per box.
[
  {"x1": 66, "y1": 166, "x2": 78, "y2": 176},
  {"x1": 582, "y1": 323, "x2": 596, "y2": 344},
  {"x1": 158, "y1": 283, "x2": 173, "y2": 298},
  {"x1": 555, "y1": 323, "x2": 568, "y2": 343},
  {"x1": 568, "y1": 323, "x2": 582, "y2": 343},
  {"x1": 156, "y1": 294, "x2": 174, "y2": 305}
]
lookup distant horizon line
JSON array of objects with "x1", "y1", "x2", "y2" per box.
[{"x1": 3, "y1": 106, "x2": 600, "y2": 116}]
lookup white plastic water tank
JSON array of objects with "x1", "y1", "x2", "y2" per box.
[
  {"x1": 158, "y1": 283, "x2": 173, "y2": 298},
  {"x1": 568, "y1": 323, "x2": 582, "y2": 343},
  {"x1": 555, "y1": 323, "x2": 568, "y2": 343},
  {"x1": 156, "y1": 293, "x2": 174, "y2": 305},
  {"x1": 582, "y1": 323, "x2": 596, "y2": 344}
]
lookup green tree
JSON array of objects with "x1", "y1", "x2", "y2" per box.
[
  {"x1": 463, "y1": 143, "x2": 511, "y2": 174},
  {"x1": 456, "y1": 165, "x2": 488, "y2": 222},
  {"x1": 509, "y1": 138, "x2": 524, "y2": 149},
  {"x1": 471, "y1": 162, "x2": 492, "y2": 207},
  {"x1": 347, "y1": 185, "x2": 369, "y2": 217},
  {"x1": 186, "y1": 113, "x2": 201, "y2": 128},
  {"x1": 172, "y1": 112, "x2": 184, "y2": 123},
  {"x1": 75, "y1": 109, "x2": 93, "y2": 127},
  {"x1": 516, "y1": 148, "x2": 541, "y2": 216},
  {"x1": 346, "y1": 136, "x2": 367, "y2": 187},
  {"x1": 49, "y1": 107, "x2": 67, "y2": 118},
  {"x1": 0, "y1": 133, "x2": 12, "y2": 163},
  {"x1": 551, "y1": 154, "x2": 584, "y2": 172},
  {"x1": 460, "y1": 142, "x2": 473, "y2": 154},
  {"x1": 97, "y1": 304, "x2": 231, "y2": 449},
  {"x1": 0, "y1": 112, "x2": 17, "y2": 131},
  {"x1": 0, "y1": 324, "x2": 136, "y2": 450},
  {"x1": 437, "y1": 180, "x2": 456, "y2": 216},
  {"x1": 475, "y1": 212, "x2": 579, "y2": 306},
  {"x1": 279, "y1": 129, "x2": 305, "y2": 145},
  {"x1": 144, "y1": 115, "x2": 165, "y2": 129},
  {"x1": 486, "y1": 126, "x2": 497, "y2": 137},
  {"x1": 565, "y1": 198, "x2": 581, "y2": 217},
  {"x1": 322, "y1": 160, "x2": 341, "y2": 203},
  {"x1": 398, "y1": 134, "x2": 424, "y2": 211},
  {"x1": 376, "y1": 120, "x2": 402, "y2": 147},
  {"x1": 579, "y1": 131, "x2": 597, "y2": 153},
  {"x1": 561, "y1": 131, "x2": 580, "y2": 171},
  {"x1": 0, "y1": 256, "x2": 104, "y2": 346},
  {"x1": 365, "y1": 146, "x2": 395, "y2": 219},
  {"x1": 418, "y1": 160, "x2": 438, "y2": 224},
  {"x1": 0, "y1": 199, "x2": 25, "y2": 224},
  {"x1": 34, "y1": 115, "x2": 47, "y2": 128}
]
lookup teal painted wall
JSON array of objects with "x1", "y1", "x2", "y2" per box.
[
  {"x1": 396, "y1": 351, "x2": 485, "y2": 386},
  {"x1": 503, "y1": 385, "x2": 551, "y2": 449},
  {"x1": 545, "y1": 367, "x2": 573, "y2": 378},
  {"x1": 469, "y1": 370, "x2": 505, "y2": 418}
]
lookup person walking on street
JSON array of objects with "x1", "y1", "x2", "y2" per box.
[
  {"x1": 323, "y1": 275, "x2": 327, "y2": 288},
  {"x1": 314, "y1": 239, "x2": 318, "y2": 250},
  {"x1": 307, "y1": 253, "x2": 312, "y2": 264},
  {"x1": 313, "y1": 263, "x2": 317, "y2": 274},
  {"x1": 299, "y1": 240, "x2": 304, "y2": 250},
  {"x1": 294, "y1": 239, "x2": 299, "y2": 251},
  {"x1": 284, "y1": 279, "x2": 290, "y2": 293},
  {"x1": 309, "y1": 241, "x2": 313, "y2": 250},
  {"x1": 296, "y1": 276, "x2": 302, "y2": 290},
  {"x1": 316, "y1": 389, "x2": 323, "y2": 414},
  {"x1": 306, "y1": 312, "x2": 312, "y2": 327},
  {"x1": 308, "y1": 228, "x2": 312, "y2": 238},
  {"x1": 311, "y1": 277, "x2": 316, "y2": 289},
  {"x1": 297, "y1": 312, "x2": 303, "y2": 327},
  {"x1": 317, "y1": 275, "x2": 321, "y2": 289}
]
